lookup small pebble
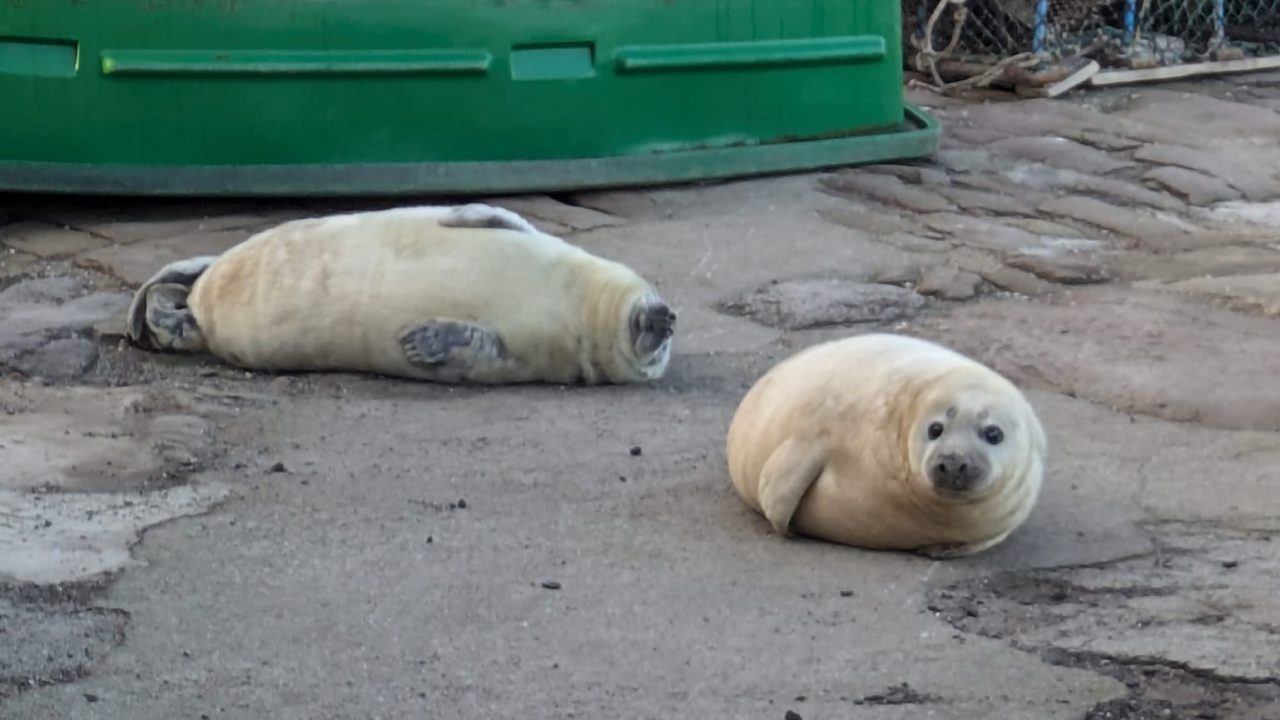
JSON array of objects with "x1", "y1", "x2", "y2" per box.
[
  {"x1": 618, "y1": 475, "x2": 627, "y2": 482},
  {"x1": 629, "y1": 446, "x2": 642, "y2": 456},
  {"x1": 541, "y1": 579, "x2": 562, "y2": 590},
  {"x1": 1220, "y1": 560, "x2": 1238, "y2": 568},
  {"x1": 268, "y1": 462, "x2": 287, "y2": 473},
  {"x1": 457, "y1": 498, "x2": 467, "y2": 509},
  {"x1": 784, "y1": 711, "x2": 803, "y2": 720},
  {"x1": 84, "y1": 693, "x2": 99, "y2": 703},
  {"x1": 839, "y1": 590, "x2": 854, "y2": 597},
  {"x1": 426, "y1": 536, "x2": 434, "y2": 544}
]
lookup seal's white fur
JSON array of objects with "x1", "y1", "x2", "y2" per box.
[
  {"x1": 726, "y1": 333, "x2": 1046, "y2": 558},
  {"x1": 127, "y1": 204, "x2": 673, "y2": 384}
]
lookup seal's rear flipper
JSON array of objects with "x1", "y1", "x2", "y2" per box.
[{"x1": 126, "y1": 256, "x2": 219, "y2": 352}]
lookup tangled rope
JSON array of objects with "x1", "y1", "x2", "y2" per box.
[{"x1": 908, "y1": 0, "x2": 1042, "y2": 95}]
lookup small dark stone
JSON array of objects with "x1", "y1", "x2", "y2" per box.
[
  {"x1": 268, "y1": 462, "x2": 287, "y2": 473},
  {"x1": 84, "y1": 693, "x2": 99, "y2": 703},
  {"x1": 840, "y1": 590, "x2": 854, "y2": 598},
  {"x1": 456, "y1": 498, "x2": 467, "y2": 509},
  {"x1": 426, "y1": 536, "x2": 434, "y2": 544},
  {"x1": 540, "y1": 579, "x2": 562, "y2": 590},
  {"x1": 794, "y1": 695, "x2": 806, "y2": 702},
  {"x1": 1220, "y1": 560, "x2": 1238, "y2": 568},
  {"x1": 784, "y1": 711, "x2": 803, "y2": 720},
  {"x1": 629, "y1": 446, "x2": 642, "y2": 456},
  {"x1": 618, "y1": 476, "x2": 627, "y2": 482},
  {"x1": 1049, "y1": 589, "x2": 1070, "y2": 601}
]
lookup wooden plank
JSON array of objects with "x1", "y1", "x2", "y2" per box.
[
  {"x1": 1090, "y1": 55, "x2": 1280, "y2": 87},
  {"x1": 1016, "y1": 59, "x2": 1100, "y2": 98}
]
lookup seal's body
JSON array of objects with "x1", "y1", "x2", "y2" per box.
[
  {"x1": 726, "y1": 333, "x2": 1046, "y2": 558},
  {"x1": 127, "y1": 204, "x2": 676, "y2": 385}
]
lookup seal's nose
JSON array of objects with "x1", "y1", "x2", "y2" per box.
[{"x1": 931, "y1": 451, "x2": 987, "y2": 493}]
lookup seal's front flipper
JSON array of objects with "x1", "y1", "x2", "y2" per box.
[
  {"x1": 757, "y1": 436, "x2": 827, "y2": 537},
  {"x1": 399, "y1": 320, "x2": 509, "y2": 376}
]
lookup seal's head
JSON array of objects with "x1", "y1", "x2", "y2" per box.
[
  {"x1": 574, "y1": 254, "x2": 677, "y2": 383},
  {"x1": 628, "y1": 297, "x2": 677, "y2": 370},
  {"x1": 904, "y1": 372, "x2": 1044, "y2": 504}
]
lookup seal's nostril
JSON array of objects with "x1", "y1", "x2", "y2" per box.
[{"x1": 958, "y1": 463, "x2": 968, "y2": 475}]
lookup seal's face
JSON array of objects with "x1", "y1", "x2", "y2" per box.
[
  {"x1": 627, "y1": 299, "x2": 677, "y2": 372},
  {"x1": 910, "y1": 385, "x2": 1021, "y2": 502}
]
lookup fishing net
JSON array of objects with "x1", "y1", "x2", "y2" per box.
[{"x1": 904, "y1": 0, "x2": 1280, "y2": 81}]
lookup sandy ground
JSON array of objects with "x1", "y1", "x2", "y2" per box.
[{"x1": 2, "y1": 78, "x2": 1279, "y2": 720}]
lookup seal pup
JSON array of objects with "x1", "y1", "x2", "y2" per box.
[
  {"x1": 726, "y1": 333, "x2": 1046, "y2": 558},
  {"x1": 126, "y1": 204, "x2": 676, "y2": 385}
]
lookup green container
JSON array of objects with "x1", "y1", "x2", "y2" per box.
[{"x1": 0, "y1": 1, "x2": 938, "y2": 197}]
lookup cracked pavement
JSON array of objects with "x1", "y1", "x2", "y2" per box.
[{"x1": 1, "y1": 75, "x2": 1279, "y2": 719}]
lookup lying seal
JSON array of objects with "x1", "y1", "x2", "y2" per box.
[
  {"x1": 726, "y1": 333, "x2": 1046, "y2": 558},
  {"x1": 126, "y1": 204, "x2": 676, "y2": 384}
]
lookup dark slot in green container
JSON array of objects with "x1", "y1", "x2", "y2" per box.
[{"x1": 0, "y1": 1, "x2": 938, "y2": 197}]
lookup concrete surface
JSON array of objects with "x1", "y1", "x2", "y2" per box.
[{"x1": 1, "y1": 77, "x2": 1279, "y2": 720}]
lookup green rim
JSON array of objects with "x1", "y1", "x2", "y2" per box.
[{"x1": 0, "y1": 104, "x2": 938, "y2": 198}]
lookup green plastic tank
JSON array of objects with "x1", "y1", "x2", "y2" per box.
[{"x1": 0, "y1": 1, "x2": 937, "y2": 196}]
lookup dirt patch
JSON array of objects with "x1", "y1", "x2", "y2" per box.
[
  {"x1": 927, "y1": 523, "x2": 1280, "y2": 719},
  {"x1": 0, "y1": 580, "x2": 128, "y2": 700}
]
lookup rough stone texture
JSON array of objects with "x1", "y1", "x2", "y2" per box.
[
  {"x1": 819, "y1": 172, "x2": 957, "y2": 214},
  {"x1": 916, "y1": 266, "x2": 983, "y2": 300},
  {"x1": 489, "y1": 194, "x2": 626, "y2": 235},
  {"x1": 986, "y1": 136, "x2": 1136, "y2": 175},
  {"x1": 0, "y1": 222, "x2": 112, "y2": 258},
  {"x1": 563, "y1": 190, "x2": 660, "y2": 219},
  {"x1": 1133, "y1": 144, "x2": 1280, "y2": 201},
  {"x1": 11, "y1": 338, "x2": 100, "y2": 381},
  {"x1": 1141, "y1": 166, "x2": 1242, "y2": 205},
  {"x1": 0, "y1": 594, "x2": 128, "y2": 699},
  {"x1": 76, "y1": 229, "x2": 249, "y2": 287},
  {"x1": 1138, "y1": 272, "x2": 1280, "y2": 316},
  {"x1": 1005, "y1": 251, "x2": 1109, "y2": 284},
  {"x1": 717, "y1": 279, "x2": 927, "y2": 330},
  {"x1": 0, "y1": 278, "x2": 131, "y2": 362},
  {"x1": 1001, "y1": 164, "x2": 1185, "y2": 213},
  {"x1": 1037, "y1": 196, "x2": 1196, "y2": 246},
  {"x1": 931, "y1": 185, "x2": 1038, "y2": 216},
  {"x1": 916, "y1": 287, "x2": 1280, "y2": 431}
]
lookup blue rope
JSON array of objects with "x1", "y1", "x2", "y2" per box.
[
  {"x1": 1033, "y1": 0, "x2": 1050, "y2": 54},
  {"x1": 1122, "y1": 0, "x2": 1138, "y2": 47}
]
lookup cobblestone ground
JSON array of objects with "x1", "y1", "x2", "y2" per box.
[{"x1": 1, "y1": 77, "x2": 1278, "y2": 720}]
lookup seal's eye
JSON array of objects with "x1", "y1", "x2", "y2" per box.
[
  {"x1": 981, "y1": 425, "x2": 1004, "y2": 445},
  {"x1": 927, "y1": 422, "x2": 944, "y2": 440}
]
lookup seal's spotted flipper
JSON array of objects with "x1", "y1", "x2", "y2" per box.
[
  {"x1": 399, "y1": 320, "x2": 509, "y2": 377},
  {"x1": 438, "y1": 204, "x2": 537, "y2": 234}
]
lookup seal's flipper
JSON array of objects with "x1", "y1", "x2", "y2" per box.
[
  {"x1": 757, "y1": 436, "x2": 827, "y2": 537},
  {"x1": 143, "y1": 283, "x2": 205, "y2": 352},
  {"x1": 127, "y1": 255, "x2": 219, "y2": 351},
  {"x1": 399, "y1": 320, "x2": 509, "y2": 373},
  {"x1": 438, "y1": 204, "x2": 538, "y2": 234}
]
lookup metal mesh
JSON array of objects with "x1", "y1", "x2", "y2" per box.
[{"x1": 903, "y1": 0, "x2": 1280, "y2": 72}]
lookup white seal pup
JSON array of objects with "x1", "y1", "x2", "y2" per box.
[
  {"x1": 726, "y1": 333, "x2": 1046, "y2": 558},
  {"x1": 126, "y1": 204, "x2": 676, "y2": 384}
]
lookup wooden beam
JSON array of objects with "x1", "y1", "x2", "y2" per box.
[{"x1": 1090, "y1": 55, "x2": 1280, "y2": 87}]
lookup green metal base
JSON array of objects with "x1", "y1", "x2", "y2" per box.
[{"x1": 0, "y1": 105, "x2": 938, "y2": 198}]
